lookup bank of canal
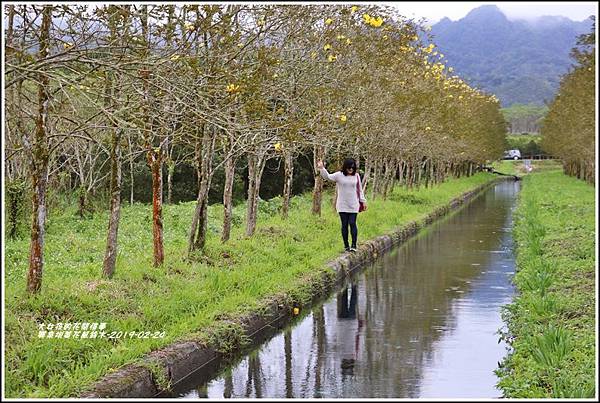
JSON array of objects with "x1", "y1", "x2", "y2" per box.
[{"x1": 169, "y1": 180, "x2": 521, "y2": 398}]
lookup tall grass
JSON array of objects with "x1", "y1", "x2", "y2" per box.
[{"x1": 496, "y1": 169, "x2": 595, "y2": 398}]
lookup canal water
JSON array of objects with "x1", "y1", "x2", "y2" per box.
[{"x1": 179, "y1": 180, "x2": 520, "y2": 399}]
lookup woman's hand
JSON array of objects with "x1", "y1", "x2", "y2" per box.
[
  {"x1": 316, "y1": 160, "x2": 324, "y2": 170},
  {"x1": 362, "y1": 203, "x2": 367, "y2": 211}
]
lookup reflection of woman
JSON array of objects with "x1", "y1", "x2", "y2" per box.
[
  {"x1": 336, "y1": 283, "x2": 363, "y2": 376},
  {"x1": 317, "y1": 158, "x2": 367, "y2": 252},
  {"x1": 337, "y1": 283, "x2": 358, "y2": 319}
]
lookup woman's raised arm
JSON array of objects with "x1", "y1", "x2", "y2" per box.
[{"x1": 317, "y1": 160, "x2": 338, "y2": 181}]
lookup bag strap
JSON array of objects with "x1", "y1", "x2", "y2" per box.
[{"x1": 355, "y1": 174, "x2": 361, "y2": 202}]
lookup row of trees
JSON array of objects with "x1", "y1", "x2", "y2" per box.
[
  {"x1": 4, "y1": 4, "x2": 507, "y2": 294},
  {"x1": 501, "y1": 103, "x2": 548, "y2": 134},
  {"x1": 541, "y1": 20, "x2": 595, "y2": 183}
]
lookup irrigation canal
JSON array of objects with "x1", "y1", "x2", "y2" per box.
[{"x1": 169, "y1": 180, "x2": 521, "y2": 398}]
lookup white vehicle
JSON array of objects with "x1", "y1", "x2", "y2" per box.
[{"x1": 503, "y1": 149, "x2": 521, "y2": 160}]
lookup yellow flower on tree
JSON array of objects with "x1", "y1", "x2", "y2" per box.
[
  {"x1": 368, "y1": 16, "x2": 384, "y2": 27},
  {"x1": 346, "y1": 38, "x2": 352, "y2": 45},
  {"x1": 425, "y1": 127, "x2": 431, "y2": 131},
  {"x1": 339, "y1": 114, "x2": 347, "y2": 123},
  {"x1": 185, "y1": 23, "x2": 195, "y2": 32},
  {"x1": 324, "y1": 44, "x2": 332, "y2": 51},
  {"x1": 351, "y1": 5, "x2": 359, "y2": 13},
  {"x1": 310, "y1": 51, "x2": 317, "y2": 59},
  {"x1": 170, "y1": 54, "x2": 180, "y2": 61},
  {"x1": 328, "y1": 54, "x2": 337, "y2": 62},
  {"x1": 226, "y1": 83, "x2": 240, "y2": 93},
  {"x1": 325, "y1": 18, "x2": 333, "y2": 25},
  {"x1": 274, "y1": 142, "x2": 283, "y2": 151}
]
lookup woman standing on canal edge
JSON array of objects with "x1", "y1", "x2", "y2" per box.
[{"x1": 317, "y1": 158, "x2": 367, "y2": 252}]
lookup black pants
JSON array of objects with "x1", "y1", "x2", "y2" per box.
[{"x1": 339, "y1": 212, "x2": 358, "y2": 249}]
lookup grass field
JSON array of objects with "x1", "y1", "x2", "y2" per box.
[
  {"x1": 4, "y1": 172, "x2": 497, "y2": 397},
  {"x1": 496, "y1": 167, "x2": 596, "y2": 398},
  {"x1": 492, "y1": 159, "x2": 562, "y2": 176}
]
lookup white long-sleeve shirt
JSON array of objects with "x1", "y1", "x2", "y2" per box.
[{"x1": 320, "y1": 167, "x2": 367, "y2": 213}]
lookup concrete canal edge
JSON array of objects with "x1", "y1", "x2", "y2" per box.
[{"x1": 80, "y1": 176, "x2": 509, "y2": 398}]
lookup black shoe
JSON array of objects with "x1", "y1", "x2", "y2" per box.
[
  {"x1": 344, "y1": 247, "x2": 351, "y2": 252},
  {"x1": 349, "y1": 247, "x2": 357, "y2": 252}
]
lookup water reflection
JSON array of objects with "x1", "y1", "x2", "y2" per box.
[
  {"x1": 336, "y1": 282, "x2": 362, "y2": 377},
  {"x1": 179, "y1": 180, "x2": 519, "y2": 399}
]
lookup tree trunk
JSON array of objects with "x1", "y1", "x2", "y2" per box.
[
  {"x1": 221, "y1": 155, "x2": 236, "y2": 242},
  {"x1": 194, "y1": 145, "x2": 216, "y2": 251},
  {"x1": 424, "y1": 159, "x2": 431, "y2": 188},
  {"x1": 102, "y1": 8, "x2": 125, "y2": 279},
  {"x1": 281, "y1": 150, "x2": 294, "y2": 219},
  {"x1": 389, "y1": 159, "x2": 398, "y2": 192},
  {"x1": 382, "y1": 159, "x2": 393, "y2": 199},
  {"x1": 167, "y1": 160, "x2": 174, "y2": 205},
  {"x1": 246, "y1": 154, "x2": 258, "y2": 236},
  {"x1": 27, "y1": 5, "x2": 52, "y2": 294},
  {"x1": 78, "y1": 186, "x2": 87, "y2": 218},
  {"x1": 416, "y1": 159, "x2": 424, "y2": 189},
  {"x1": 149, "y1": 151, "x2": 164, "y2": 267},
  {"x1": 409, "y1": 161, "x2": 416, "y2": 189},
  {"x1": 28, "y1": 163, "x2": 49, "y2": 294},
  {"x1": 398, "y1": 160, "x2": 405, "y2": 187},
  {"x1": 245, "y1": 152, "x2": 267, "y2": 236},
  {"x1": 102, "y1": 128, "x2": 122, "y2": 279},
  {"x1": 371, "y1": 158, "x2": 381, "y2": 199},
  {"x1": 128, "y1": 135, "x2": 135, "y2": 205},
  {"x1": 311, "y1": 145, "x2": 325, "y2": 216},
  {"x1": 188, "y1": 124, "x2": 215, "y2": 254},
  {"x1": 362, "y1": 157, "x2": 372, "y2": 194}
]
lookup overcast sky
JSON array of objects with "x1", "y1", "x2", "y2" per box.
[{"x1": 385, "y1": 2, "x2": 598, "y2": 24}]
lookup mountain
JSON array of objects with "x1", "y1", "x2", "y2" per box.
[{"x1": 430, "y1": 5, "x2": 594, "y2": 106}]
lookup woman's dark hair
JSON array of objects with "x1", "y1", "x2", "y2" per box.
[{"x1": 341, "y1": 158, "x2": 357, "y2": 176}]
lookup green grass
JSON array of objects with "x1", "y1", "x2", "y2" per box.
[
  {"x1": 506, "y1": 134, "x2": 542, "y2": 146},
  {"x1": 492, "y1": 159, "x2": 562, "y2": 177},
  {"x1": 496, "y1": 168, "x2": 596, "y2": 398},
  {"x1": 4, "y1": 173, "x2": 496, "y2": 397}
]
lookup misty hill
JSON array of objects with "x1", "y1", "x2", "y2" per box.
[{"x1": 430, "y1": 5, "x2": 594, "y2": 106}]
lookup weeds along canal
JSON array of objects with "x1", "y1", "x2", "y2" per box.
[{"x1": 171, "y1": 180, "x2": 521, "y2": 398}]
